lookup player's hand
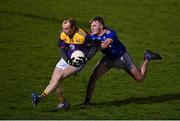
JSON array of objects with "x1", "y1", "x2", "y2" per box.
[
  {"x1": 67, "y1": 57, "x2": 75, "y2": 65},
  {"x1": 68, "y1": 57, "x2": 87, "y2": 67},
  {"x1": 72, "y1": 57, "x2": 87, "y2": 67},
  {"x1": 76, "y1": 57, "x2": 87, "y2": 65}
]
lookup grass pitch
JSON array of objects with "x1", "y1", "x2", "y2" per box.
[{"x1": 0, "y1": 0, "x2": 180, "y2": 119}]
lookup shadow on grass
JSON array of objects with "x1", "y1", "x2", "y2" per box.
[
  {"x1": 73, "y1": 92, "x2": 180, "y2": 110},
  {"x1": 0, "y1": 10, "x2": 61, "y2": 23},
  {"x1": 0, "y1": 10, "x2": 89, "y2": 28}
]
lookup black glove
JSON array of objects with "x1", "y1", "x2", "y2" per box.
[
  {"x1": 67, "y1": 57, "x2": 75, "y2": 65},
  {"x1": 75, "y1": 57, "x2": 87, "y2": 65},
  {"x1": 68, "y1": 57, "x2": 87, "y2": 67}
]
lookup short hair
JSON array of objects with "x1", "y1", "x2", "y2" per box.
[
  {"x1": 63, "y1": 18, "x2": 77, "y2": 28},
  {"x1": 89, "y1": 16, "x2": 105, "y2": 27}
]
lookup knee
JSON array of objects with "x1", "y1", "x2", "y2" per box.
[
  {"x1": 50, "y1": 74, "x2": 63, "y2": 84},
  {"x1": 134, "y1": 75, "x2": 144, "y2": 82},
  {"x1": 50, "y1": 79, "x2": 59, "y2": 85}
]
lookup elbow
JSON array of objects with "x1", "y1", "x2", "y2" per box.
[{"x1": 101, "y1": 43, "x2": 108, "y2": 49}]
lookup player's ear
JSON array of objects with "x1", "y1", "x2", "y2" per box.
[
  {"x1": 71, "y1": 26, "x2": 75, "y2": 31},
  {"x1": 100, "y1": 24, "x2": 104, "y2": 29}
]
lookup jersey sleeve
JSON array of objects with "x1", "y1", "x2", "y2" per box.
[
  {"x1": 58, "y1": 39, "x2": 67, "y2": 48},
  {"x1": 59, "y1": 32, "x2": 67, "y2": 48},
  {"x1": 84, "y1": 35, "x2": 98, "y2": 60},
  {"x1": 58, "y1": 33, "x2": 69, "y2": 61},
  {"x1": 83, "y1": 35, "x2": 91, "y2": 46}
]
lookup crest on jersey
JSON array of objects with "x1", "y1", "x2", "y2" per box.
[
  {"x1": 106, "y1": 30, "x2": 111, "y2": 34},
  {"x1": 70, "y1": 44, "x2": 75, "y2": 50}
]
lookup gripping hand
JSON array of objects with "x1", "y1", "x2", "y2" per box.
[
  {"x1": 68, "y1": 57, "x2": 87, "y2": 67},
  {"x1": 76, "y1": 57, "x2": 87, "y2": 65}
]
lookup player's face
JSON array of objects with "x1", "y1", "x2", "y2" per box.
[
  {"x1": 90, "y1": 21, "x2": 103, "y2": 35},
  {"x1": 62, "y1": 21, "x2": 75, "y2": 36}
]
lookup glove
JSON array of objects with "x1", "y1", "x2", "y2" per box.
[
  {"x1": 68, "y1": 57, "x2": 87, "y2": 67},
  {"x1": 67, "y1": 57, "x2": 75, "y2": 65},
  {"x1": 76, "y1": 57, "x2": 87, "y2": 65}
]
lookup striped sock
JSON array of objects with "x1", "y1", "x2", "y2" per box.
[
  {"x1": 59, "y1": 96, "x2": 65, "y2": 103},
  {"x1": 40, "y1": 91, "x2": 48, "y2": 99}
]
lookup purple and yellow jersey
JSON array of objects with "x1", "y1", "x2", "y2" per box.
[
  {"x1": 90, "y1": 28, "x2": 126, "y2": 59},
  {"x1": 59, "y1": 28, "x2": 90, "y2": 59}
]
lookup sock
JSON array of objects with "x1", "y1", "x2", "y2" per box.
[
  {"x1": 40, "y1": 91, "x2": 48, "y2": 99},
  {"x1": 58, "y1": 95, "x2": 65, "y2": 103}
]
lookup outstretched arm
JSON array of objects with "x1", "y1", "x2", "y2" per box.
[{"x1": 84, "y1": 36, "x2": 98, "y2": 60}]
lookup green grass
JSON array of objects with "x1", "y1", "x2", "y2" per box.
[{"x1": 0, "y1": 0, "x2": 180, "y2": 119}]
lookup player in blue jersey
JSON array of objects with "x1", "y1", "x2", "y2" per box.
[
  {"x1": 32, "y1": 18, "x2": 96, "y2": 110},
  {"x1": 83, "y1": 16, "x2": 162, "y2": 105}
]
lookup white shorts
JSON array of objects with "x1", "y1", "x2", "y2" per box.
[
  {"x1": 56, "y1": 58, "x2": 84, "y2": 72},
  {"x1": 56, "y1": 58, "x2": 70, "y2": 70}
]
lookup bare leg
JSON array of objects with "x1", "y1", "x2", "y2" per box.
[
  {"x1": 32, "y1": 66, "x2": 77, "y2": 105},
  {"x1": 44, "y1": 66, "x2": 77, "y2": 96},
  {"x1": 84, "y1": 62, "x2": 110, "y2": 104},
  {"x1": 140, "y1": 59, "x2": 149, "y2": 77},
  {"x1": 125, "y1": 59, "x2": 149, "y2": 82},
  {"x1": 126, "y1": 49, "x2": 162, "y2": 82},
  {"x1": 43, "y1": 68, "x2": 63, "y2": 95},
  {"x1": 56, "y1": 85, "x2": 65, "y2": 103}
]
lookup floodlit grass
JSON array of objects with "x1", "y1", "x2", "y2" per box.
[{"x1": 0, "y1": 0, "x2": 179, "y2": 119}]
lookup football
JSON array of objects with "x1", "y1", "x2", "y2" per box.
[{"x1": 71, "y1": 50, "x2": 85, "y2": 63}]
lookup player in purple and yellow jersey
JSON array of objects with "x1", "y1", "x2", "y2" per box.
[
  {"x1": 32, "y1": 18, "x2": 96, "y2": 110},
  {"x1": 83, "y1": 16, "x2": 162, "y2": 105}
]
